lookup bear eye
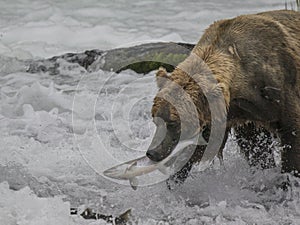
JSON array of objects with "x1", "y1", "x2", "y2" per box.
[
  {"x1": 167, "y1": 121, "x2": 179, "y2": 130},
  {"x1": 202, "y1": 125, "x2": 210, "y2": 142}
]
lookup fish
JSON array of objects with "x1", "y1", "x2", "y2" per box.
[{"x1": 103, "y1": 135, "x2": 208, "y2": 190}]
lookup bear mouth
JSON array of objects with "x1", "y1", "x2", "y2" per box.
[{"x1": 148, "y1": 130, "x2": 208, "y2": 162}]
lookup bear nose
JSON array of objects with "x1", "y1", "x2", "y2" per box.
[{"x1": 146, "y1": 150, "x2": 164, "y2": 162}]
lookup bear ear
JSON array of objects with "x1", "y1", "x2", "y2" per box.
[{"x1": 156, "y1": 67, "x2": 170, "y2": 89}]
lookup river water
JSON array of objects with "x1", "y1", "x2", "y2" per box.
[{"x1": 0, "y1": 0, "x2": 299, "y2": 224}]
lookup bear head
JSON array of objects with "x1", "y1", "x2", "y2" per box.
[{"x1": 146, "y1": 62, "x2": 228, "y2": 162}]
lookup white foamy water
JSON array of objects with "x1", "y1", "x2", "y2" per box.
[{"x1": 1, "y1": 0, "x2": 299, "y2": 224}]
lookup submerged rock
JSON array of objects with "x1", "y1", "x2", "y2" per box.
[{"x1": 71, "y1": 207, "x2": 132, "y2": 224}]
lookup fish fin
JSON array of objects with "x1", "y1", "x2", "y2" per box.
[
  {"x1": 125, "y1": 161, "x2": 137, "y2": 173},
  {"x1": 129, "y1": 178, "x2": 138, "y2": 190}
]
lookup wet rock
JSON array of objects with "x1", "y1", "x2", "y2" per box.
[{"x1": 27, "y1": 42, "x2": 194, "y2": 75}]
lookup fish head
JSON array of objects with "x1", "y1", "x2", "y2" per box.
[{"x1": 103, "y1": 163, "x2": 131, "y2": 180}]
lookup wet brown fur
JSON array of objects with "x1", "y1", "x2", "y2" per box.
[{"x1": 150, "y1": 10, "x2": 300, "y2": 179}]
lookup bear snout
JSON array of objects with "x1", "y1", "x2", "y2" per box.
[
  {"x1": 146, "y1": 139, "x2": 175, "y2": 162},
  {"x1": 146, "y1": 150, "x2": 165, "y2": 162}
]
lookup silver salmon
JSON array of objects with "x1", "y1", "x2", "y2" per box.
[{"x1": 103, "y1": 135, "x2": 208, "y2": 190}]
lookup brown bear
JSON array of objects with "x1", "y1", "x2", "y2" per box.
[{"x1": 146, "y1": 10, "x2": 300, "y2": 186}]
